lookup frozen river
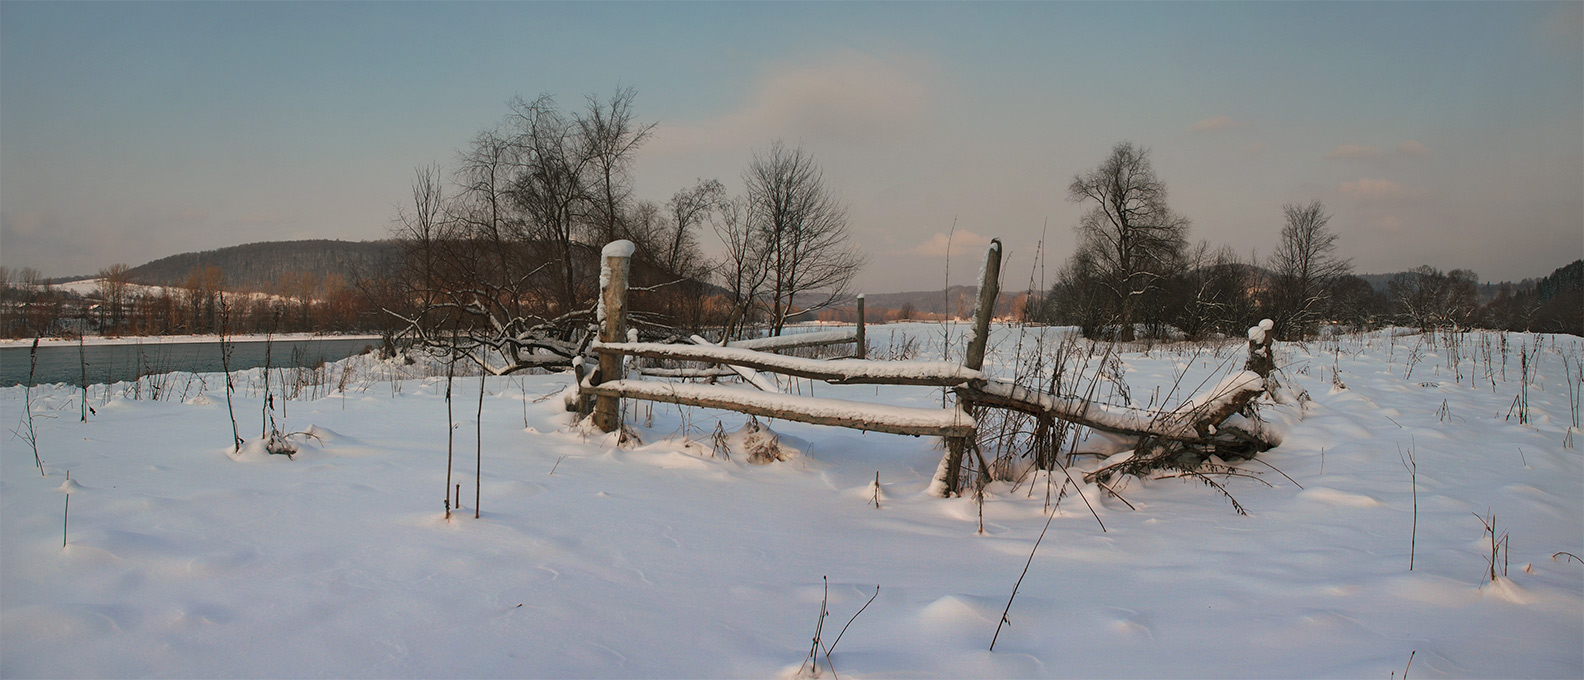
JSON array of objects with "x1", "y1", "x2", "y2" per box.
[{"x1": 0, "y1": 336, "x2": 379, "y2": 387}]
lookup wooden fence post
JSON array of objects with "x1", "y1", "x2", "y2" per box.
[
  {"x1": 856, "y1": 294, "x2": 866, "y2": 359},
  {"x1": 963, "y1": 239, "x2": 1001, "y2": 373},
  {"x1": 593, "y1": 240, "x2": 633, "y2": 432},
  {"x1": 936, "y1": 239, "x2": 1001, "y2": 496}
]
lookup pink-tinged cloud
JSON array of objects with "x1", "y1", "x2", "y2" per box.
[
  {"x1": 910, "y1": 230, "x2": 991, "y2": 257},
  {"x1": 647, "y1": 49, "x2": 934, "y2": 156},
  {"x1": 1338, "y1": 178, "x2": 1407, "y2": 199},
  {"x1": 1396, "y1": 140, "x2": 1431, "y2": 156},
  {"x1": 1190, "y1": 116, "x2": 1244, "y2": 133},
  {"x1": 1326, "y1": 144, "x2": 1383, "y2": 160}
]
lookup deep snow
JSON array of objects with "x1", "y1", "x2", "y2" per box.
[{"x1": 2, "y1": 323, "x2": 1580, "y2": 678}]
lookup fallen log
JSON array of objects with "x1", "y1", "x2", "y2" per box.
[{"x1": 960, "y1": 370, "x2": 1270, "y2": 447}]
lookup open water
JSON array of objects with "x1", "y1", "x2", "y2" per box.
[{"x1": 0, "y1": 337, "x2": 379, "y2": 387}]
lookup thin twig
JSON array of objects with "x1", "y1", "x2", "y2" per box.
[
  {"x1": 1400, "y1": 443, "x2": 1418, "y2": 571},
  {"x1": 1094, "y1": 480, "x2": 1137, "y2": 511},
  {"x1": 991, "y1": 507, "x2": 1057, "y2": 651},
  {"x1": 827, "y1": 584, "x2": 879, "y2": 656},
  {"x1": 1248, "y1": 457, "x2": 1304, "y2": 490}
]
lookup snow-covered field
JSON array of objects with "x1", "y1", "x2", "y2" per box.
[{"x1": 3, "y1": 323, "x2": 1580, "y2": 678}]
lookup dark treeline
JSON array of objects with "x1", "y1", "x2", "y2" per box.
[
  {"x1": 1032, "y1": 142, "x2": 1582, "y2": 339},
  {"x1": 0, "y1": 259, "x2": 394, "y2": 339}
]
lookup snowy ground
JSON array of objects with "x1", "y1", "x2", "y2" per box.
[{"x1": 2, "y1": 323, "x2": 1580, "y2": 678}]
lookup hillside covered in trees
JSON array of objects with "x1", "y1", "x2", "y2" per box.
[{"x1": 123, "y1": 240, "x2": 398, "y2": 293}]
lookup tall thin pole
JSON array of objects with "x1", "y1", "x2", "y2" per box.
[
  {"x1": 855, "y1": 294, "x2": 866, "y2": 359},
  {"x1": 475, "y1": 370, "x2": 484, "y2": 519}
]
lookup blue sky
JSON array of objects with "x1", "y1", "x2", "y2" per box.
[{"x1": 3, "y1": 1, "x2": 1580, "y2": 291}]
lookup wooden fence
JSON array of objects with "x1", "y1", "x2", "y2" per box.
[{"x1": 578, "y1": 238, "x2": 1278, "y2": 497}]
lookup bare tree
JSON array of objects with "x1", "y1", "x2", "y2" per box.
[
  {"x1": 713, "y1": 196, "x2": 772, "y2": 340},
  {"x1": 390, "y1": 89, "x2": 698, "y2": 373},
  {"x1": 96, "y1": 264, "x2": 132, "y2": 336},
  {"x1": 500, "y1": 96, "x2": 588, "y2": 314},
  {"x1": 1042, "y1": 247, "x2": 1110, "y2": 337},
  {"x1": 395, "y1": 164, "x2": 447, "y2": 309},
  {"x1": 661, "y1": 178, "x2": 725, "y2": 279},
  {"x1": 1327, "y1": 274, "x2": 1386, "y2": 331},
  {"x1": 1165, "y1": 243, "x2": 1254, "y2": 340},
  {"x1": 1266, "y1": 200, "x2": 1350, "y2": 339},
  {"x1": 1389, "y1": 265, "x2": 1479, "y2": 331},
  {"x1": 743, "y1": 141, "x2": 864, "y2": 335},
  {"x1": 1067, "y1": 142, "x2": 1189, "y2": 340},
  {"x1": 579, "y1": 87, "x2": 656, "y2": 246}
]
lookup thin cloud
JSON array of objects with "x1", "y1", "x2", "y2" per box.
[
  {"x1": 1396, "y1": 140, "x2": 1431, "y2": 157},
  {"x1": 648, "y1": 50, "x2": 934, "y2": 156},
  {"x1": 1190, "y1": 116, "x2": 1244, "y2": 133},
  {"x1": 910, "y1": 230, "x2": 991, "y2": 258},
  {"x1": 1338, "y1": 177, "x2": 1407, "y2": 200},
  {"x1": 1326, "y1": 144, "x2": 1384, "y2": 160}
]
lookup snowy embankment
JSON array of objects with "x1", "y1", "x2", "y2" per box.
[{"x1": 2, "y1": 324, "x2": 1580, "y2": 678}]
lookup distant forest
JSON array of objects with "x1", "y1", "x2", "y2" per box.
[{"x1": 124, "y1": 239, "x2": 399, "y2": 292}]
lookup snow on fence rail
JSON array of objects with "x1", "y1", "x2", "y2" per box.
[
  {"x1": 581, "y1": 380, "x2": 976, "y2": 438},
  {"x1": 725, "y1": 328, "x2": 862, "y2": 352},
  {"x1": 590, "y1": 341, "x2": 981, "y2": 387}
]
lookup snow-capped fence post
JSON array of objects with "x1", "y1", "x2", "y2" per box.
[
  {"x1": 856, "y1": 294, "x2": 866, "y2": 359},
  {"x1": 964, "y1": 239, "x2": 1001, "y2": 372},
  {"x1": 1245, "y1": 318, "x2": 1275, "y2": 380},
  {"x1": 593, "y1": 241, "x2": 634, "y2": 433},
  {"x1": 572, "y1": 358, "x2": 593, "y2": 418},
  {"x1": 934, "y1": 239, "x2": 1001, "y2": 496}
]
